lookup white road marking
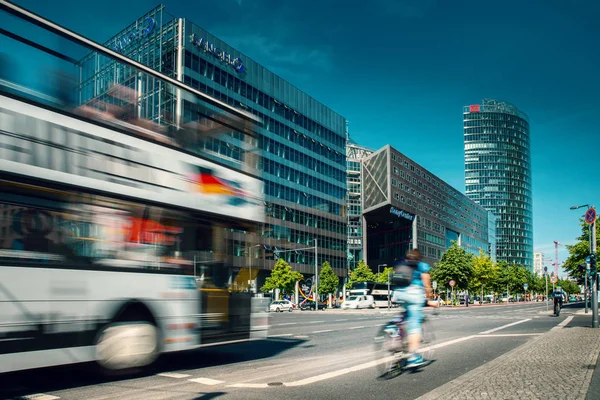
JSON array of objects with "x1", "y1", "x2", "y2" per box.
[
  {"x1": 158, "y1": 372, "x2": 191, "y2": 379},
  {"x1": 21, "y1": 395, "x2": 60, "y2": 400},
  {"x1": 335, "y1": 319, "x2": 349, "y2": 322},
  {"x1": 309, "y1": 321, "x2": 325, "y2": 324},
  {"x1": 227, "y1": 383, "x2": 270, "y2": 388},
  {"x1": 269, "y1": 333, "x2": 294, "y2": 337},
  {"x1": 188, "y1": 378, "x2": 225, "y2": 385},
  {"x1": 294, "y1": 335, "x2": 309, "y2": 338},
  {"x1": 479, "y1": 318, "x2": 531, "y2": 334},
  {"x1": 475, "y1": 333, "x2": 542, "y2": 337},
  {"x1": 349, "y1": 326, "x2": 365, "y2": 329},
  {"x1": 556, "y1": 316, "x2": 574, "y2": 329},
  {"x1": 284, "y1": 335, "x2": 476, "y2": 387},
  {"x1": 277, "y1": 322, "x2": 298, "y2": 326},
  {"x1": 356, "y1": 317, "x2": 369, "y2": 320},
  {"x1": 312, "y1": 329, "x2": 333, "y2": 334}
]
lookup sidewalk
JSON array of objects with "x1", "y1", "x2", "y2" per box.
[{"x1": 418, "y1": 313, "x2": 600, "y2": 400}]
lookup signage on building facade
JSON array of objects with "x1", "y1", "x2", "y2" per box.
[
  {"x1": 112, "y1": 17, "x2": 156, "y2": 53},
  {"x1": 189, "y1": 33, "x2": 245, "y2": 73},
  {"x1": 390, "y1": 207, "x2": 414, "y2": 221}
]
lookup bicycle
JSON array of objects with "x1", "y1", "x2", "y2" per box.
[
  {"x1": 553, "y1": 297, "x2": 562, "y2": 317},
  {"x1": 373, "y1": 301, "x2": 436, "y2": 379}
]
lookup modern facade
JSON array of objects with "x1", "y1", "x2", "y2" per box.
[
  {"x1": 533, "y1": 252, "x2": 544, "y2": 277},
  {"x1": 346, "y1": 139, "x2": 373, "y2": 271},
  {"x1": 361, "y1": 145, "x2": 495, "y2": 269},
  {"x1": 464, "y1": 99, "x2": 533, "y2": 270},
  {"x1": 78, "y1": 5, "x2": 348, "y2": 282}
]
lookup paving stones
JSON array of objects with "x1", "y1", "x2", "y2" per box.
[{"x1": 418, "y1": 317, "x2": 600, "y2": 400}]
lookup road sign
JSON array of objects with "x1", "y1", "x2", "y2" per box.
[
  {"x1": 432, "y1": 281, "x2": 438, "y2": 290},
  {"x1": 449, "y1": 280, "x2": 456, "y2": 287},
  {"x1": 585, "y1": 208, "x2": 596, "y2": 225},
  {"x1": 550, "y1": 276, "x2": 558, "y2": 284},
  {"x1": 523, "y1": 283, "x2": 528, "y2": 290}
]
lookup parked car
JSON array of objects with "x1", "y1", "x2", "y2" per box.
[
  {"x1": 269, "y1": 300, "x2": 294, "y2": 312},
  {"x1": 299, "y1": 301, "x2": 327, "y2": 311},
  {"x1": 341, "y1": 295, "x2": 375, "y2": 309}
]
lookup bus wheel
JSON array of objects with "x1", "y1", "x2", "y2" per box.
[{"x1": 95, "y1": 321, "x2": 159, "y2": 374}]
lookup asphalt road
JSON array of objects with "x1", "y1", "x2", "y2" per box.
[{"x1": 1, "y1": 302, "x2": 579, "y2": 400}]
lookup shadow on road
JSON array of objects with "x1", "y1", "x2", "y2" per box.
[{"x1": 0, "y1": 338, "x2": 306, "y2": 399}]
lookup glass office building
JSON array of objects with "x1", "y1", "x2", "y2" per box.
[
  {"x1": 464, "y1": 99, "x2": 533, "y2": 270},
  {"x1": 78, "y1": 5, "x2": 348, "y2": 280},
  {"x1": 362, "y1": 145, "x2": 494, "y2": 268},
  {"x1": 346, "y1": 139, "x2": 373, "y2": 271}
]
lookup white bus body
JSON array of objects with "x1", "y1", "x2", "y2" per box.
[{"x1": 0, "y1": 94, "x2": 266, "y2": 373}]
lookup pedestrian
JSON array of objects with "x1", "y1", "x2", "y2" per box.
[{"x1": 465, "y1": 293, "x2": 469, "y2": 307}]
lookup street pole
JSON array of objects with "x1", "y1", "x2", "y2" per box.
[
  {"x1": 585, "y1": 269, "x2": 589, "y2": 314},
  {"x1": 314, "y1": 238, "x2": 318, "y2": 311},
  {"x1": 591, "y1": 213, "x2": 598, "y2": 328},
  {"x1": 545, "y1": 273, "x2": 548, "y2": 312}
]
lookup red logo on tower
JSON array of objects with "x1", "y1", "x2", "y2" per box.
[{"x1": 469, "y1": 105, "x2": 480, "y2": 113}]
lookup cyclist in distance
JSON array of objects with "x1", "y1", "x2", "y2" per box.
[
  {"x1": 552, "y1": 285, "x2": 566, "y2": 314},
  {"x1": 390, "y1": 248, "x2": 437, "y2": 368}
]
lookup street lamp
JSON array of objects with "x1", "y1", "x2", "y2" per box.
[{"x1": 570, "y1": 203, "x2": 597, "y2": 328}]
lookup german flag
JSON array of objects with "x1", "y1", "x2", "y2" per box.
[{"x1": 190, "y1": 166, "x2": 236, "y2": 196}]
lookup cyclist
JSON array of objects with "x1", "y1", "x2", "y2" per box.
[
  {"x1": 390, "y1": 248, "x2": 437, "y2": 368},
  {"x1": 552, "y1": 286, "x2": 566, "y2": 314}
]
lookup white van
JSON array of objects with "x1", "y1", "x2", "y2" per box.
[{"x1": 341, "y1": 295, "x2": 375, "y2": 309}]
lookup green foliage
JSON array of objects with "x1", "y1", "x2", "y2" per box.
[
  {"x1": 347, "y1": 259, "x2": 375, "y2": 289},
  {"x1": 469, "y1": 250, "x2": 500, "y2": 296},
  {"x1": 318, "y1": 261, "x2": 339, "y2": 295},
  {"x1": 498, "y1": 263, "x2": 530, "y2": 294},
  {"x1": 376, "y1": 267, "x2": 395, "y2": 283},
  {"x1": 260, "y1": 258, "x2": 303, "y2": 295},
  {"x1": 430, "y1": 241, "x2": 473, "y2": 290},
  {"x1": 564, "y1": 219, "x2": 599, "y2": 285}
]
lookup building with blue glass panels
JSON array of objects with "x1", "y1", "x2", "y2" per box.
[
  {"x1": 362, "y1": 145, "x2": 495, "y2": 269},
  {"x1": 78, "y1": 5, "x2": 348, "y2": 281},
  {"x1": 464, "y1": 99, "x2": 533, "y2": 270}
]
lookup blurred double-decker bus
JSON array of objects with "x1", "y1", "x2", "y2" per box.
[{"x1": 0, "y1": 0, "x2": 266, "y2": 374}]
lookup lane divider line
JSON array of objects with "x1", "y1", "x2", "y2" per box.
[
  {"x1": 349, "y1": 326, "x2": 365, "y2": 330},
  {"x1": 188, "y1": 378, "x2": 225, "y2": 386},
  {"x1": 20, "y1": 395, "x2": 60, "y2": 400},
  {"x1": 227, "y1": 383, "x2": 270, "y2": 388},
  {"x1": 312, "y1": 329, "x2": 333, "y2": 334},
  {"x1": 479, "y1": 318, "x2": 531, "y2": 334},
  {"x1": 283, "y1": 335, "x2": 477, "y2": 387},
  {"x1": 158, "y1": 372, "x2": 191, "y2": 379},
  {"x1": 309, "y1": 321, "x2": 325, "y2": 324},
  {"x1": 269, "y1": 334, "x2": 294, "y2": 337},
  {"x1": 555, "y1": 315, "x2": 574, "y2": 329},
  {"x1": 277, "y1": 322, "x2": 298, "y2": 326},
  {"x1": 475, "y1": 333, "x2": 542, "y2": 337}
]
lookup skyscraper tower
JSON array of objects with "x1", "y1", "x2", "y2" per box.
[{"x1": 463, "y1": 99, "x2": 533, "y2": 270}]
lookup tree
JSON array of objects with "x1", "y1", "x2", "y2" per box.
[
  {"x1": 347, "y1": 259, "x2": 375, "y2": 289},
  {"x1": 564, "y1": 219, "x2": 599, "y2": 285},
  {"x1": 430, "y1": 241, "x2": 473, "y2": 290},
  {"x1": 376, "y1": 267, "x2": 395, "y2": 283},
  {"x1": 498, "y1": 263, "x2": 529, "y2": 296},
  {"x1": 469, "y1": 250, "x2": 499, "y2": 299},
  {"x1": 260, "y1": 258, "x2": 303, "y2": 296},
  {"x1": 318, "y1": 261, "x2": 339, "y2": 296}
]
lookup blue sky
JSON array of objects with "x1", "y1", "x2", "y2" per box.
[{"x1": 8, "y1": 0, "x2": 600, "y2": 274}]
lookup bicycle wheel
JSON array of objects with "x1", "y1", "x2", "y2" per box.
[
  {"x1": 373, "y1": 323, "x2": 402, "y2": 378},
  {"x1": 419, "y1": 317, "x2": 436, "y2": 363}
]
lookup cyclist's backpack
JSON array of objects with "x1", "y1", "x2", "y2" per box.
[{"x1": 391, "y1": 260, "x2": 419, "y2": 288}]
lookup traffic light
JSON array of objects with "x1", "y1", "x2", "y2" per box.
[{"x1": 590, "y1": 254, "x2": 597, "y2": 274}]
